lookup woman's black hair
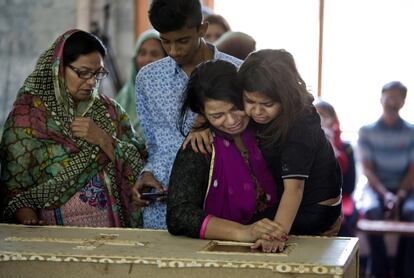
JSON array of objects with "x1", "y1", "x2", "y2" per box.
[
  {"x1": 178, "y1": 60, "x2": 242, "y2": 136},
  {"x1": 63, "y1": 31, "x2": 106, "y2": 66}
]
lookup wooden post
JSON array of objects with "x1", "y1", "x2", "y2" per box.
[
  {"x1": 77, "y1": 0, "x2": 91, "y2": 31},
  {"x1": 203, "y1": 0, "x2": 214, "y2": 10},
  {"x1": 135, "y1": 0, "x2": 151, "y2": 40},
  {"x1": 317, "y1": 0, "x2": 324, "y2": 97}
]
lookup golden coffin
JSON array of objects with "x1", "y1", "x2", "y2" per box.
[{"x1": 0, "y1": 224, "x2": 359, "y2": 278}]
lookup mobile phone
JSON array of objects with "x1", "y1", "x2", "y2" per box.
[{"x1": 141, "y1": 191, "x2": 167, "y2": 201}]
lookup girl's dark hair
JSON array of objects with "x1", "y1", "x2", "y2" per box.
[
  {"x1": 149, "y1": 0, "x2": 202, "y2": 33},
  {"x1": 238, "y1": 49, "x2": 314, "y2": 147},
  {"x1": 178, "y1": 60, "x2": 242, "y2": 135},
  {"x1": 63, "y1": 31, "x2": 106, "y2": 66}
]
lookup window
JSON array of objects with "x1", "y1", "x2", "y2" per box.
[{"x1": 216, "y1": 0, "x2": 414, "y2": 140}]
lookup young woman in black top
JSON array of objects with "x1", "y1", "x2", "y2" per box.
[
  {"x1": 167, "y1": 60, "x2": 286, "y2": 253},
  {"x1": 183, "y1": 49, "x2": 343, "y2": 252},
  {"x1": 238, "y1": 49, "x2": 342, "y2": 251}
]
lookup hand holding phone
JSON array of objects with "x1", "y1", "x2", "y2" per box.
[
  {"x1": 133, "y1": 172, "x2": 164, "y2": 206},
  {"x1": 141, "y1": 191, "x2": 167, "y2": 201}
]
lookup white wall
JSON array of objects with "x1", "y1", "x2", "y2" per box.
[{"x1": 215, "y1": 0, "x2": 414, "y2": 139}]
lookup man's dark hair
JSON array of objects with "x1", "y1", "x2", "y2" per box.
[
  {"x1": 149, "y1": 0, "x2": 202, "y2": 33},
  {"x1": 381, "y1": 81, "x2": 407, "y2": 99}
]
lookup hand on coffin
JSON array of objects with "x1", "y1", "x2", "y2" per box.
[{"x1": 251, "y1": 238, "x2": 286, "y2": 253}]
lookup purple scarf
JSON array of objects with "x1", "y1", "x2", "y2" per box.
[{"x1": 204, "y1": 127, "x2": 277, "y2": 224}]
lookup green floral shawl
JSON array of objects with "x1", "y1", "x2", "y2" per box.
[{"x1": 0, "y1": 29, "x2": 144, "y2": 227}]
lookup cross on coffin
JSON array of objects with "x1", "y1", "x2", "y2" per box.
[{"x1": 5, "y1": 233, "x2": 146, "y2": 250}]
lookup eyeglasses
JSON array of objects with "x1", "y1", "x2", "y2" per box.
[{"x1": 68, "y1": 64, "x2": 109, "y2": 80}]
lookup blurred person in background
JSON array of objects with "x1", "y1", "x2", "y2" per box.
[
  {"x1": 315, "y1": 99, "x2": 357, "y2": 237},
  {"x1": 116, "y1": 29, "x2": 166, "y2": 149},
  {"x1": 203, "y1": 14, "x2": 231, "y2": 43},
  {"x1": 215, "y1": 31, "x2": 256, "y2": 60},
  {"x1": 358, "y1": 81, "x2": 414, "y2": 278}
]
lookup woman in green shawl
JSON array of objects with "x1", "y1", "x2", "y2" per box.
[
  {"x1": 0, "y1": 30, "x2": 144, "y2": 227},
  {"x1": 116, "y1": 29, "x2": 166, "y2": 139}
]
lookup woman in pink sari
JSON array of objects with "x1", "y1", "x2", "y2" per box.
[{"x1": 167, "y1": 60, "x2": 285, "y2": 252}]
